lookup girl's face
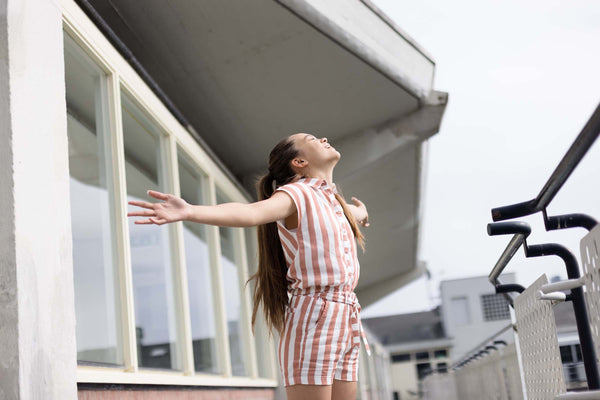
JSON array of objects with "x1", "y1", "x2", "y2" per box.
[{"x1": 290, "y1": 133, "x2": 340, "y2": 171}]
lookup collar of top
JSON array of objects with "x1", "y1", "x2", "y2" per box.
[{"x1": 298, "y1": 177, "x2": 338, "y2": 194}]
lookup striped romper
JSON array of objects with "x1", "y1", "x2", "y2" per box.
[{"x1": 276, "y1": 178, "x2": 370, "y2": 386}]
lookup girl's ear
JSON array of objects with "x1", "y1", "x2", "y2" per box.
[{"x1": 291, "y1": 157, "x2": 307, "y2": 169}]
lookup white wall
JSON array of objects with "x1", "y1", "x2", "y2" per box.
[
  {"x1": 390, "y1": 362, "x2": 419, "y2": 397},
  {"x1": 0, "y1": 0, "x2": 77, "y2": 398}
]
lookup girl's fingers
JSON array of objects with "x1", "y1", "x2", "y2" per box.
[
  {"x1": 127, "y1": 210, "x2": 156, "y2": 217},
  {"x1": 128, "y1": 200, "x2": 156, "y2": 209},
  {"x1": 134, "y1": 219, "x2": 154, "y2": 225},
  {"x1": 147, "y1": 190, "x2": 169, "y2": 201},
  {"x1": 351, "y1": 196, "x2": 363, "y2": 207}
]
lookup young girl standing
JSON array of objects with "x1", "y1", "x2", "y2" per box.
[{"x1": 128, "y1": 133, "x2": 370, "y2": 400}]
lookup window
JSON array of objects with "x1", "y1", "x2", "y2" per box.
[
  {"x1": 245, "y1": 227, "x2": 275, "y2": 379},
  {"x1": 65, "y1": 35, "x2": 123, "y2": 366},
  {"x1": 434, "y1": 349, "x2": 447, "y2": 359},
  {"x1": 416, "y1": 362, "x2": 432, "y2": 380},
  {"x1": 123, "y1": 92, "x2": 180, "y2": 370},
  {"x1": 218, "y1": 191, "x2": 249, "y2": 376},
  {"x1": 415, "y1": 352, "x2": 429, "y2": 360},
  {"x1": 436, "y1": 362, "x2": 447, "y2": 373},
  {"x1": 575, "y1": 344, "x2": 582, "y2": 362},
  {"x1": 63, "y1": 5, "x2": 274, "y2": 386},
  {"x1": 560, "y1": 345, "x2": 574, "y2": 363},
  {"x1": 481, "y1": 294, "x2": 510, "y2": 321},
  {"x1": 391, "y1": 353, "x2": 410, "y2": 363},
  {"x1": 450, "y1": 297, "x2": 471, "y2": 325},
  {"x1": 178, "y1": 151, "x2": 218, "y2": 374}
]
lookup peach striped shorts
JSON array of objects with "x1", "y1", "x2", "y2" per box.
[{"x1": 278, "y1": 291, "x2": 369, "y2": 386}]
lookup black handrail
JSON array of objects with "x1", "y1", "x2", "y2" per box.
[
  {"x1": 487, "y1": 221, "x2": 600, "y2": 389},
  {"x1": 488, "y1": 221, "x2": 531, "y2": 285},
  {"x1": 491, "y1": 102, "x2": 600, "y2": 222}
]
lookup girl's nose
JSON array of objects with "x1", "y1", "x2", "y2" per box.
[{"x1": 321, "y1": 137, "x2": 328, "y2": 143}]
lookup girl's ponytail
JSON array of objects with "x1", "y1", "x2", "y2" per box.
[
  {"x1": 257, "y1": 172, "x2": 275, "y2": 201},
  {"x1": 249, "y1": 138, "x2": 299, "y2": 334}
]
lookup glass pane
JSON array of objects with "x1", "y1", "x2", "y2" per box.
[
  {"x1": 434, "y1": 349, "x2": 447, "y2": 359},
  {"x1": 64, "y1": 34, "x2": 123, "y2": 366},
  {"x1": 391, "y1": 353, "x2": 410, "y2": 363},
  {"x1": 178, "y1": 151, "x2": 218, "y2": 374},
  {"x1": 217, "y1": 191, "x2": 248, "y2": 376},
  {"x1": 245, "y1": 227, "x2": 272, "y2": 378},
  {"x1": 437, "y1": 362, "x2": 448, "y2": 373},
  {"x1": 560, "y1": 345, "x2": 574, "y2": 363},
  {"x1": 122, "y1": 92, "x2": 179, "y2": 370},
  {"x1": 416, "y1": 362, "x2": 432, "y2": 380}
]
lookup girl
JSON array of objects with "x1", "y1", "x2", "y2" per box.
[{"x1": 128, "y1": 133, "x2": 370, "y2": 400}]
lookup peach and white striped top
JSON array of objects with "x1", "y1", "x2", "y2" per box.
[{"x1": 276, "y1": 178, "x2": 359, "y2": 297}]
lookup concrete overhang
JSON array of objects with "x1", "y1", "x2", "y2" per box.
[{"x1": 83, "y1": 0, "x2": 448, "y2": 306}]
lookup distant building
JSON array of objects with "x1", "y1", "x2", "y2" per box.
[
  {"x1": 363, "y1": 307, "x2": 452, "y2": 399},
  {"x1": 554, "y1": 296, "x2": 586, "y2": 390},
  {"x1": 364, "y1": 273, "x2": 585, "y2": 398}
]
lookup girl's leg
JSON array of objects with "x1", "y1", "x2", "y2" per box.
[
  {"x1": 286, "y1": 384, "x2": 332, "y2": 400},
  {"x1": 332, "y1": 379, "x2": 357, "y2": 400}
]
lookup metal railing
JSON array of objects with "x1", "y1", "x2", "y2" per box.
[
  {"x1": 422, "y1": 103, "x2": 600, "y2": 400},
  {"x1": 485, "y1": 101, "x2": 600, "y2": 398}
]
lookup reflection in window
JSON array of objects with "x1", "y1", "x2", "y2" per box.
[
  {"x1": 178, "y1": 151, "x2": 218, "y2": 374},
  {"x1": 123, "y1": 92, "x2": 179, "y2": 370},
  {"x1": 434, "y1": 349, "x2": 447, "y2": 359},
  {"x1": 245, "y1": 228, "x2": 272, "y2": 378},
  {"x1": 218, "y1": 191, "x2": 247, "y2": 376},
  {"x1": 65, "y1": 35, "x2": 122, "y2": 366}
]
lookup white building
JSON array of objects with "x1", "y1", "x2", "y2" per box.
[
  {"x1": 0, "y1": 0, "x2": 446, "y2": 398},
  {"x1": 440, "y1": 274, "x2": 516, "y2": 361}
]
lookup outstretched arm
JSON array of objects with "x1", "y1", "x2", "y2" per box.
[
  {"x1": 127, "y1": 189, "x2": 296, "y2": 228},
  {"x1": 347, "y1": 196, "x2": 370, "y2": 227}
]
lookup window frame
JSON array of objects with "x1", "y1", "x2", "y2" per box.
[{"x1": 62, "y1": 0, "x2": 277, "y2": 387}]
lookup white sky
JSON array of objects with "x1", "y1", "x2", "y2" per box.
[{"x1": 363, "y1": 0, "x2": 600, "y2": 318}]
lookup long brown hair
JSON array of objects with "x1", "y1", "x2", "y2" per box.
[{"x1": 249, "y1": 136, "x2": 365, "y2": 335}]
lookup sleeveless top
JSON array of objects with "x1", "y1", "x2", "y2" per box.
[{"x1": 275, "y1": 178, "x2": 360, "y2": 298}]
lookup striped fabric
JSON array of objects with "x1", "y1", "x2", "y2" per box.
[{"x1": 276, "y1": 178, "x2": 369, "y2": 386}]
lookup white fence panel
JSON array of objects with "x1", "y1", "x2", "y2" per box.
[
  {"x1": 581, "y1": 223, "x2": 600, "y2": 370},
  {"x1": 422, "y1": 371, "x2": 458, "y2": 400},
  {"x1": 514, "y1": 274, "x2": 566, "y2": 400}
]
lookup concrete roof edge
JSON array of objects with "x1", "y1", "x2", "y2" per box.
[
  {"x1": 358, "y1": 0, "x2": 436, "y2": 64},
  {"x1": 274, "y1": 0, "x2": 432, "y2": 100}
]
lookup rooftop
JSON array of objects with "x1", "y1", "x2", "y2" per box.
[{"x1": 362, "y1": 307, "x2": 447, "y2": 346}]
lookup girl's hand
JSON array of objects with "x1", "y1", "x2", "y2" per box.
[
  {"x1": 351, "y1": 196, "x2": 370, "y2": 227},
  {"x1": 127, "y1": 190, "x2": 191, "y2": 225}
]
